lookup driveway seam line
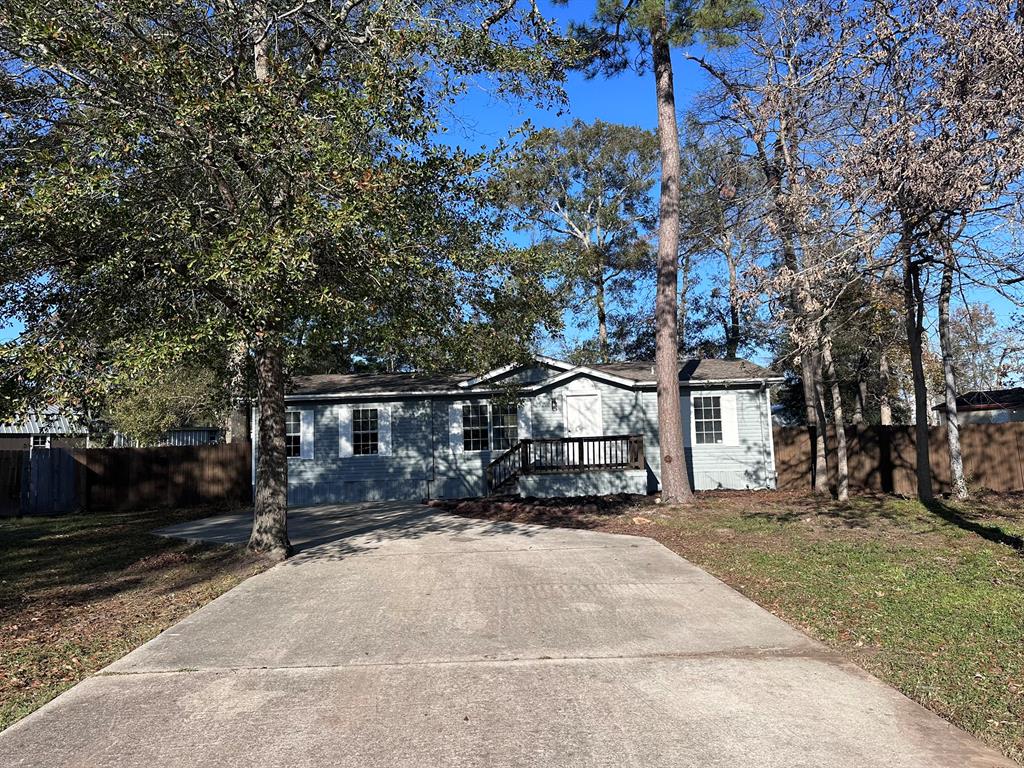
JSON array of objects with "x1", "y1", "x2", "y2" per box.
[{"x1": 97, "y1": 646, "x2": 840, "y2": 677}]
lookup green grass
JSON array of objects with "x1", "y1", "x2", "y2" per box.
[
  {"x1": 646, "y1": 493, "x2": 1024, "y2": 764},
  {"x1": 0, "y1": 508, "x2": 268, "y2": 731}
]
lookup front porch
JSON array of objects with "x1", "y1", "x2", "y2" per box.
[{"x1": 485, "y1": 434, "x2": 648, "y2": 497}]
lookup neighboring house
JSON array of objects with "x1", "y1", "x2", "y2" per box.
[
  {"x1": 113, "y1": 427, "x2": 224, "y2": 448},
  {"x1": 267, "y1": 355, "x2": 784, "y2": 505},
  {"x1": 0, "y1": 407, "x2": 88, "y2": 450},
  {"x1": 933, "y1": 388, "x2": 1024, "y2": 425}
]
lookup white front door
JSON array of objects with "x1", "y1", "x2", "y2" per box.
[{"x1": 565, "y1": 393, "x2": 602, "y2": 437}]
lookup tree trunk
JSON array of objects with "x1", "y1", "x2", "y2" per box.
[
  {"x1": 679, "y1": 248, "x2": 693, "y2": 355},
  {"x1": 766, "y1": 142, "x2": 825, "y2": 493},
  {"x1": 725, "y1": 247, "x2": 741, "y2": 359},
  {"x1": 594, "y1": 270, "x2": 609, "y2": 363},
  {"x1": 900, "y1": 222, "x2": 934, "y2": 501},
  {"x1": 821, "y1": 334, "x2": 849, "y2": 501},
  {"x1": 809, "y1": 346, "x2": 831, "y2": 493},
  {"x1": 879, "y1": 347, "x2": 893, "y2": 425},
  {"x1": 650, "y1": 16, "x2": 692, "y2": 504},
  {"x1": 226, "y1": 402, "x2": 251, "y2": 444},
  {"x1": 798, "y1": 352, "x2": 827, "y2": 492},
  {"x1": 938, "y1": 240, "x2": 968, "y2": 500},
  {"x1": 853, "y1": 352, "x2": 867, "y2": 425},
  {"x1": 249, "y1": 341, "x2": 292, "y2": 558}
]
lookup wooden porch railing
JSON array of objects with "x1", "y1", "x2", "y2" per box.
[{"x1": 485, "y1": 434, "x2": 645, "y2": 493}]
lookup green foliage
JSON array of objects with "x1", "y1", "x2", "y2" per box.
[
  {"x1": 493, "y1": 119, "x2": 658, "y2": 359},
  {"x1": 0, "y1": 1, "x2": 568, "y2": 415},
  {"x1": 104, "y1": 365, "x2": 228, "y2": 446},
  {"x1": 555, "y1": 0, "x2": 763, "y2": 77}
]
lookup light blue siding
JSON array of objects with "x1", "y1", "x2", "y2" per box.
[
  {"x1": 528, "y1": 374, "x2": 775, "y2": 492},
  {"x1": 278, "y1": 370, "x2": 778, "y2": 504},
  {"x1": 285, "y1": 399, "x2": 434, "y2": 506},
  {"x1": 519, "y1": 470, "x2": 648, "y2": 497},
  {"x1": 683, "y1": 388, "x2": 776, "y2": 490}
]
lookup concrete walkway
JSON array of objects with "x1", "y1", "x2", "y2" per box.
[{"x1": 0, "y1": 502, "x2": 1013, "y2": 767}]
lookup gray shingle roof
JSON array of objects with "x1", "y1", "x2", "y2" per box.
[
  {"x1": 289, "y1": 371, "x2": 469, "y2": 396},
  {"x1": 594, "y1": 359, "x2": 782, "y2": 383},
  {"x1": 288, "y1": 357, "x2": 781, "y2": 397}
]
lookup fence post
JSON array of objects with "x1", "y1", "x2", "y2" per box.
[{"x1": 520, "y1": 440, "x2": 531, "y2": 475}]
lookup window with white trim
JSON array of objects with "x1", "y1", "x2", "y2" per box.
[
  {"x1": 693, "y1": 396, "x2": 723, "y2": 445},
  {"x1": 352, "y1": 407, "x2": 379, "y2": 456},
  {"x1": 462, "y1": 404, "x2": 490, "y2": 452},
  {"x1": 285, "y1": 411, "x2": 302, "y2": 458},
  {"x1": 491, "y1": 403, "x2": 519, "y2": 450},
  {"x1": 31, "y1": 435, "x2": 48, "y2": 448}
]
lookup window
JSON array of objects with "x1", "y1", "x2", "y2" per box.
[
  {"x1": 491, "y1": 404, "x2": 518, "y2": 450},
  {"x1": 693, "y1": 396, "x2": 723, "y2": 445},
  {"x1": 462, "y1": 404, "x2": 490, "y2": 452},
  {"x1": 285, "y1": 411, "x2": 302, "y2": 458},
  {"x1": 31, "y1": 435, "x2": 48, "y2": 448},
  {"x1": 352, "y1": 407, "x2": 379, "y2": 456}
]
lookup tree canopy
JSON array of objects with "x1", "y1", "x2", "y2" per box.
[{"x1": 0, "y1": 0, "x2": 570, "y2": 554}]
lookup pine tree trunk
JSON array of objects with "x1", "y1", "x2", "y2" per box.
[
  {"x1": 900, "y1": 222, "x2": 934, "y2": 501},
  {"x1": 821, "y1": 334, "x2": 849, "y2": 501},
  {"x1": 249, "y1": 341, "x2": 292, "y2": 558},
  {"x1": 679, "y1": 248, "x2": 693, "y2": 355},
  {"x1": 938, "y1": 241, "x2": 968, "y2": 500},
  {"x1": 650, "y1": 16, "x2": 692, "y2": 504}
]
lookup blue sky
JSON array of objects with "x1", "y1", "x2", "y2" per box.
[{"x1": 2, "y1": 2, "x2": 1015, "y2": 348}]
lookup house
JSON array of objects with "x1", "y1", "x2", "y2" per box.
[
  {"x1": 933, "y1": 388, "x2": 1024, "y2": 425},
  {"x1": 0, "y1": 407, "x2": 88, "y2": 450},
  {"x1": 113, "y1": 427, "x2": 224, "y2": 448},
  {"x1": 269, "y1": 355, "x2": 784, "y2": 505}
]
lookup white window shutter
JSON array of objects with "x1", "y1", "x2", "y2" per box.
[
  {"x1": 687, "y1": 394, "x2": 696, "y2": 446},
  {"x1": 300, "y1": 409, "x2": 315, "y2": 460},
  {"x1": 378, "y1": 407, "x2": 392, "y2": 456},
  {"x1": 721, "y1": 392, "x2": 739, "y2": 446},
  {"x1": 449, "y1": 404, "x2": 464, "y2": 453},
  {"x1": 338, "y1": 407, "x2": 353, "y2": 458},
  {"x1": 517, "y1": 400, "x2": 532, "y2": 440}
]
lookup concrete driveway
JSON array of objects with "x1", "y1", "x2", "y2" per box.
[{"x1": 0, "y1": 502, "x2": 1013, "y2": 767}]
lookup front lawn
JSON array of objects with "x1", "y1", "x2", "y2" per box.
[
  {"x1": 0, "y1": 508, "x2": 270, "y2": 731},
  {"x1": 441, "y1": 491, "x2": 1024, "y2": 765}
]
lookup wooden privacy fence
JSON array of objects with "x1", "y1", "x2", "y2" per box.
[
  {"x1": 0, "y1": 450, "x2": 25, "y2": 516},
  {"x1": 774, "y1": 423, "x2": 1024, "y2": 496},
  {"x1": 0, "y1": 443, "x2": 252, "y2": 516}
]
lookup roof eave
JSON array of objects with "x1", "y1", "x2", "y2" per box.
[{"x1": 286, "y1": 373, "x2": 786, "y2": 400}]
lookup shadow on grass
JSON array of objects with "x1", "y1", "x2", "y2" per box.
[
  {"x1": 924, "y1": 500, "x2": 1024, "y2": 553},
  {"x1": 742, "y1": 494, "x2": 906, "y2": 529}
]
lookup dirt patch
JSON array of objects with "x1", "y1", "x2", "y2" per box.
[{"x1": 0, "y1": 507, "x2": 271, "y2": 731}]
